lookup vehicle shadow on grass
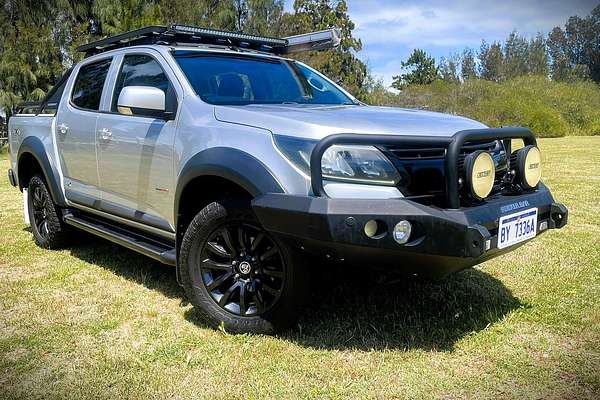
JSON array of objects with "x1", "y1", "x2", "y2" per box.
[
  {"x1": 68, "y1": 237, "x2": 183, "y2": 300},
  {"x1": 68, "y1": 238, "x2": 523, "y2": 352},
  {"x1": 281, "y1": 265, "x2": 523, "y2": 351}
]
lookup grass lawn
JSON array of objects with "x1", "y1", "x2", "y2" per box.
[{"x1": 0, "y1": 137, "x2": 599, "y2": 399}]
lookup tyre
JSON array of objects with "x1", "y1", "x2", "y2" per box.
[
  {"x1": 180, "y1": 198, "x2": 306, "y2": 334},
  {"x1": 27, "y1": 175, "x2": 69, "y2": 249}
]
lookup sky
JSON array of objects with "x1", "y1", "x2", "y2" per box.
[{"x1": 285, "y1": 0, "x2": 599, "y2": 88}]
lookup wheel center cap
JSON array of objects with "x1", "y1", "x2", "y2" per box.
[{"x1": 238, "y1": 261, "x2": 252, "y2": 275}]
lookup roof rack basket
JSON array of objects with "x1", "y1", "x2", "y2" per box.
[{"x1": 77, "y1": 24, "x2": 341, "y2": 57}]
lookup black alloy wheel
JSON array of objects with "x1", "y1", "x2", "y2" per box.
[
  {"x1": 30, "y1": 184, "x2": 50, "y2": 240},
  {"x1": 199, "y1": 222, "x2": 286, "y2": 317},
  {"x1": 27, "y1": 175, "x2": 69, "y2": 249},
  {"x1": 180, "y1": 199, "x2": 306, "y2": 334}
]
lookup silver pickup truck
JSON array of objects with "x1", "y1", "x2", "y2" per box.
[{"x1": 7, "y1": 25, "x2": 567, "y2": 334}]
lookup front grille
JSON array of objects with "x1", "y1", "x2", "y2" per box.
[
  {"x1": 388, "y1": 146, "x2": 445, "y2": 160},
  {"x1": 382, "y1": 140, "x2": 508, "y2": 206}
]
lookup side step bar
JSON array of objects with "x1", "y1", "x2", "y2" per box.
[{"x1": 63, "y1": 212, "x2": 176, "y2": 266}]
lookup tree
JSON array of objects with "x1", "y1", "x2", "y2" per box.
[
  {"x1": 158, "y1": 0, "x2": 238, "y2": 29},
  {"x1": 93, "y1": 0, "x2": 162, "y2": 35},
  {"x1": 547, "y1": 26, "x2": 572, "y2": 80},
  {"x1": 503, "y1": 30, "x2": 529, "y2": 79},
  {"x1": 479, "y1": 40, "x2": 504, "y2": 81},
  {"x1": 392, "y1": 49, "x2": 437, "y2": 90},
  {"x1": 460, "y1": 48, "x2": 477, "y2": 81},
  {"x1": 527, "y1": 33, "x2": 549, "y2": 77},
  {"x1": 245, "y1": 0, "x2": 284, "y2": 36},
  {"x1": 361, "y1": 73, "x2": 397, "y2": 105},
  {"x1": 547, "y1": 5, "x2": 599, "y2": 83},
  {"x1": 586, "y1": 5, "x2": 600, "y2": 83},
  {"x1": 285, "y1": 0, "x2": 368, "y2": 99},
  {"x1": 438, "y1": 54, "x2": 460, "y2": 83},
  {"x1": 0, "y1": 0, "x2": 70, "y2": 116}
]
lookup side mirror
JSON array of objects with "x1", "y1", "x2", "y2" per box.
[{"x1": 117, "y1": 86, "x2": 170, "y2": 119}]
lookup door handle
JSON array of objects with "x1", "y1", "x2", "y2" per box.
[
  {"x1": 98, "y1": 128, "x2": 112, "y2": 141},
  {"x1": 58, "y1": 123, "x2": 69, "y2": 135}
]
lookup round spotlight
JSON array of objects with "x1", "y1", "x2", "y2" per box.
[
  {"x1": 515, "y1": 145, "x2": 541, "y2": 189},
  {"x1": 465, "y1": 150, "x2": 495, "y2": 200},
  {"x1": 364, "y1": 219, "x2": 379, "y2": 238},
  {"x1": 393, "y1": 220, "x2": 412, "y2": 245},
  {"x1": 364, "y1": 219, "x2": 387, "y2": 239}
]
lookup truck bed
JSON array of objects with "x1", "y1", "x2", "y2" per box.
[{"x1": 8, "y1": 113, "x2": 58, "y2": 189}]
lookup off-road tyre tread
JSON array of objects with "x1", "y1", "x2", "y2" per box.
[
  {"x1": 179, "y1": 198, "x2": 306, "y2": 334},
  {"x1": 27, "y1": 175, "x2": 69, "y2": 249}
]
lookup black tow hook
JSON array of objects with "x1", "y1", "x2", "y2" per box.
[{"x1": 549, "y1": 203, "x2": 568, "y2": 229}]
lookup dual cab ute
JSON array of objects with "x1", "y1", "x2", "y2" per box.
[{"x1": 7, "y1": 25, "x2": 568, "y2": 334}]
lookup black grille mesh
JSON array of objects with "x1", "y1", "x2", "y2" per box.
[{"x1": 383, "y1": 140, "x2": 508, "y2": 206}]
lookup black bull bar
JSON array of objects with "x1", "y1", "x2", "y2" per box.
[{"x1": 309, "y1": 127, "x2": 537, "y2": 208}]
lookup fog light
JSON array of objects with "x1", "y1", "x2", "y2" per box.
[
  {"x1": 364, "y1": 219, "x2": 387, "y2": 239},
  {"x1": 393, "y1": 220, "x2": 412, "y2": 244},
  {"x1": 364, "y1": 219, "x2": 379, "y2": 238}
]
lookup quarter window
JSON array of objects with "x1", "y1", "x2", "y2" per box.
[
  {"x1": 112, "y1": 54, "x2": 172, "y2": 115},
  {"x1": 71, "y1": 59, "x2": 112, "y2": 111}
]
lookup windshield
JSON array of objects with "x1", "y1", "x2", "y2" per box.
[{"x1": 173, "y1": 50, "x2": 356, "y2": 106}]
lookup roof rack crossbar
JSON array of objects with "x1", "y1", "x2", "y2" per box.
[{"x1": 77, "y1": 24, "x2": 340, "y2": 57}]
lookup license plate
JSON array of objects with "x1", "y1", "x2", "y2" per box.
[{"x1": 497, "y1": 208, "x2": 537, "y2": 249}]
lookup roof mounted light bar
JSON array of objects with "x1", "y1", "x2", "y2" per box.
[
  {"x1": 284, "y1": 29, "x2": 341, "y2": 54},
  {"x1": 77, "y1": 24, "x2": 341, "y2": 57},
  {"x1": 172, "y1": 24, "x2": 288, "y2": 48}
]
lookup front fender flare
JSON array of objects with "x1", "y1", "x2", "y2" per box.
[{"x1": 174, "y1": 147, "x2": 284, "y2": 225}]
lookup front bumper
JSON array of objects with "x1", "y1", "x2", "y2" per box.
[{"x1": 252, "y1": 183, "x2": 568, "y2": 279}]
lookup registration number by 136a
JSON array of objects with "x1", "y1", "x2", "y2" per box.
[{"x1": 497, "y1": 208, "x2": 538, "y2": 249}]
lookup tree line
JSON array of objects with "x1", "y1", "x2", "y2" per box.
[
  {"x1": 0, "y1": 0, "x2": 367, "y2": 117},
  {"x1": 392, "y1": 5, "x2": 600, "y2": 90},
  {"x1": 1, "y1": 0, "x2": 598, "y2": 119}
]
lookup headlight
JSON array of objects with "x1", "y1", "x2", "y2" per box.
[
  {"x1": 321, "y1": 145, "x2": 399, "y2": 185},
  {"x1": 273, "y1": 135, "x2": 315, "y2": 176},
  {"x1": 274, "y1": 135, "x2": 400, "y2": 186},
  {"x1": 465, "y1": 150, "x2": 495, "y2": 200},
  {"x1": 514, "y1": 145, "x2": 541, "y2": 189}
]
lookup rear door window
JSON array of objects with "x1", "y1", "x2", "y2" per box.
[{"x1": 71, "y1": 58, "x2": 112, "y2": 111}]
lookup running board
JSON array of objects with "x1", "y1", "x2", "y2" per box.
[{"x1": 63, "y1": 212, "x2": 176, "y2": 266}]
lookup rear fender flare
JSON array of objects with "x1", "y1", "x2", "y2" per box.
[{"x1": 17, "y1": 136, "x2": 66, "y2": 207}]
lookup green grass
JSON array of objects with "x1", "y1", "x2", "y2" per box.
[{"x1": 1, "y1": 137, "x2": 599, "y2": 399}]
